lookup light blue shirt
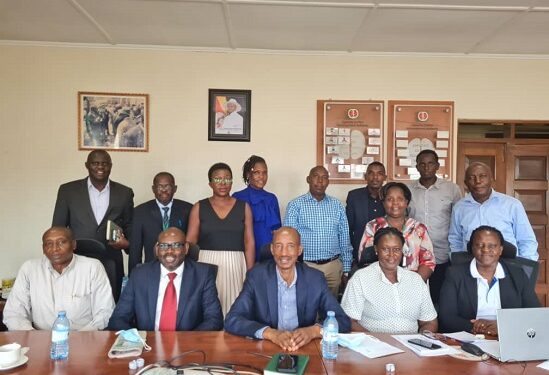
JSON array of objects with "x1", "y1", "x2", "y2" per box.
[
  {"x1": 470, "y1": 259, "x2": 505, "y2": 320},
  {"x1": 254, "y1": 267, "x2": 298, "y2": 339},
  {"x1": 155, "y1": 199, "x2": 173, "y2": 218},
  {"x1": 448, "y1": 190, "x2": 538, "y2": 260},
  {"x1": 284, "y1": 193, "x2": 353, "y2": 272}
]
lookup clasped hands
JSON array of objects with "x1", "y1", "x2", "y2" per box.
[
  {"x1": 264, "y1": 326, "x2": 321, "y2": 352},
  {"x1": 471, "y1": 319, "x2": 498, "y2": 336}
]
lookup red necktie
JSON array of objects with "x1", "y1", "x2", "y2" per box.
[{"x1": 159, "y1": 272, "x2": 177, "y2": 331}]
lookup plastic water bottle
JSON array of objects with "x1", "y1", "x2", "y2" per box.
[
  {"x1": 322, "y1": 310, "x2": 339, "y2": 360},
  {"x1": 50, "y1": 311, "x2": 70, "y2": 360},
  {"x1": 121, "y1": 276, "x2": 129, "y2": 294}
]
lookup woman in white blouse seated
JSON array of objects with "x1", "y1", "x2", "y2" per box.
[
  {"x1": 341, "y1": 227, "x2": 438, "y2": 333},
  {"x1": 439, "y1": 225, "x2": 540, "y2": 335}
]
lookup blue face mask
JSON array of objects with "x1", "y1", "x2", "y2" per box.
[{"x1": 116, "y1": 329, "x2": 152, "y2": 351}]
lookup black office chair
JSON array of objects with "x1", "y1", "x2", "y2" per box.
[
  {"x1": 187, "y1": 243, "x2": 200, "y2": 262},
  {"x1": 75, "y1": 238, "x2": 118, "y2": 300},
  {"x1": 259, "y1": 243, "x2": 273, "y2": 262}
]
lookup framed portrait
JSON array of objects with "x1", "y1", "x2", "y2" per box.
[
  {"x1": 208, "y1": 89, "x2": 251, "y2": 142},
  {"x1": 78, "y1": 91, "x2": 149, "y2": 152}
]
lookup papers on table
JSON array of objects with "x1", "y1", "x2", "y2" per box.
[
  {"x1": 537, "y1": 360, "x2": 549, "y2": 370},
  {"x1": 392, "y1": 334, "x2": 459, "y2": 357},
  {"x1": 338, "y1": 333, "x2": 404, "y2": 359},
  {"x1": 443, "y1": 331, "x2": 478, "y2": 343}
]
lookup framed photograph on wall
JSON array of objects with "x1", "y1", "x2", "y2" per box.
[
  {"x1": 208, "y1": 89, "x2": 251, "y2": 142},
  {"x1": 78, "y1": 91, "x2": 149, "y2": 152}
]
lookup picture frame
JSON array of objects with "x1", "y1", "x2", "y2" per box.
[
  {"x1": 208, "y1": 89, "x2": 251, "y2": 142},
  {"x1": 78, "y1": 91, "x2": 149, "y2": 152}
]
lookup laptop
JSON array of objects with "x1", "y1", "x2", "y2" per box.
[{"x1": 476, "y1": 308, "x2": 549, "y2": 362}]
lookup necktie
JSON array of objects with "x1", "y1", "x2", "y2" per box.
[
  {"x1": 162, "y1": 207, "x2": 170, "y2": 230},
  {"x1": 159, "y1": 272, "x2": 177, "y2": 331}
]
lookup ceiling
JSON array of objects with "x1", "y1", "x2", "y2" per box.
[{"x1": 1, "y1": 0, "x2": 549, "y2": 56}]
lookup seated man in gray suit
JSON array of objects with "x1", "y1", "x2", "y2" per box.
[
  {"x1": 225, "y1": 227, "x2": 350, "y2": 351},
  {"x1": 52, "y1": 149, "x2": 134, "y2": 301},
  {"x1": 129, "y1": 172, "x2": 192, "y2": 274}
]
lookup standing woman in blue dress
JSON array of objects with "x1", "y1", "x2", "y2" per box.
[{"x1": 233, "y1": 155, "x2": 282, "y2": 262}]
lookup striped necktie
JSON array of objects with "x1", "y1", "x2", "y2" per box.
[{"x1": 162, "y1": 207, "x2": 169, "y2": 230}]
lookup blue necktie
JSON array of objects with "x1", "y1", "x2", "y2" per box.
[{"x1": 162, "y1": 207, "x2": 170, "y2": 230}]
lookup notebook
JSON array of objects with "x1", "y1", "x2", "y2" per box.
[{"x1": 476, "y1": 308, "x2": 549, "y2": 362}]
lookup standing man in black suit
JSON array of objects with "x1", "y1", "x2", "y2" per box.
[
  {"x1": 52, "y1": 150, "x2": 134, "y2": 301},
  {"x1": 345, "y1": 162, "x2": 387, "y2": 263},
  {"x1": 128, "y1": 172, "x2": 193, "y2": 274}
]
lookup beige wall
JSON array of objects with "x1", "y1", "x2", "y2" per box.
[{"x1": 1, "y1": 44, "x2": 549, "y2": 278}]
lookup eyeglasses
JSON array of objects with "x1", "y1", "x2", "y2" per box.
[
  {"x1": 211, "y1": 178, "x2": 233, "y2": 185},
  {"x1": 43, "y1": 239, "x2": 70, "y2": 250},
  {"x1": 378, "y1": 247, "x2": 403, "y2": 255},
  {"x1": 154, "y1": 184, "x2": 175, "y2": 191},
  {"x1": 157, "y1": 242, "x2": 186, "y2": 252}
]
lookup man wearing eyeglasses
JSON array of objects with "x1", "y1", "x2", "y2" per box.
[
  {"x1": 108, "y1": 227, "x2": 223, "y2": 331},
  {"x1": 52, "y1": 149, "x2": 134, "y2": 302},
  {"x1": 128, "y1": 172, "x2": 193, "y2": 274}
]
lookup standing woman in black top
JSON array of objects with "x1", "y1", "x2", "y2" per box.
[{"x1": 187, "y1": 163, "x2": 255, "y2": 316}]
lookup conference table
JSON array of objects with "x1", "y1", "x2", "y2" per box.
[{"x1": 0, "y1": 330, "x2": 547, "y2": 374}]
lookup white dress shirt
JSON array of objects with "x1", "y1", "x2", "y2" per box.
[
  {"x1": 87, "y1": 177, "x2": 110, "y2": 225},
  {"x1": 156, "y1": 199, "x2": 173, "y2": 219},
  {"x1": 154, "y1": 262, "x2": 185, "y2": 331},
  {"x1": 3, "y1": 254, "x2": 115, "y2": 331},
  {"x1": 470, "y1": 259, "x2": 505, "y2": 320}
]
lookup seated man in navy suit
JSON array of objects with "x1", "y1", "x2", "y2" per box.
[
  {"x1": 128, "y1": 172, "x2": 192, "y2": 274},
  {"x1": 225, "y1": 227, "x2": 350, "y2": 351},
  {"x1": 108, "y1": 228, "x2": 223, "y2": 331}
]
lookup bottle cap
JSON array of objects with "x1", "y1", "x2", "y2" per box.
[
  {"x1": 128, "y1": 360, "x2": 137, "y2": 370},
  {"x1": 136, "y1": 358, "x2": 145, "y2": 367},
  {"x1": 386, "y1": 363, "x2": 396, "y2": 373}
]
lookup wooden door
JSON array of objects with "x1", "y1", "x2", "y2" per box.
[
  {"x1": 456, "y1": 142, "x2": 506, "y2": 194},
  {"x1": 506, "y1": 144, "x2": 549, "y2": 305}
]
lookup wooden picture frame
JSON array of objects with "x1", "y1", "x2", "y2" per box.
[
  {"x1": 317, "y1": 100, "x2": 385, "y2": 183},
  {"x1": 208, "y1": 89, "x2": 251, "y2": 142},
  {"x1": 78, "y1": 92, "x2": 149, "y2": 152},
  {"x1": 388, "y1": 100, "x2": 454, "y2": 181}
]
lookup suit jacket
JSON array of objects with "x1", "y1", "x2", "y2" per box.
[
  {"x1": 224, "y1": 261, "x2": 351, "y2": 337},
  {"x1": 107, "y1": 260, "x2": 223, "y2": 331},
  {"x1": 128, "y1": 199, "x2": 192, "y2": 274},
  {"x1": 439, "y1": 259, "x2": 540, "y2": 333},
  {"x1": 346, "y1": 186, "x2": 385, "y2": 261},
  {"x1": 52, "y1": 177, "x2": 134, "y2": 301}
]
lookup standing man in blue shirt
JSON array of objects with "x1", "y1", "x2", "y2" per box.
[
  {"x1": 346, "y1": 161, "x2": 387, "y2": 264},
  {"x1": 448, "y1": 162, "x2": 538, "y2": 260},
  {"x1": 284, "y1": 166, "x2": 353, "y2": 296}
]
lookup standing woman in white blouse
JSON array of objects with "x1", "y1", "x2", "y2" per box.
[{"x1": 341, "y1": 227, "x2": 438, "y2": 333}]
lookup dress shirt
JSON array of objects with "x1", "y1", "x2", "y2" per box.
[
  {"x1": 87, "y1": 177, "x2": 110, "y2": 225},
  {"x1": 341, "y1": 262, "x2": 437, "y2": 333},
  {"x1": 284, "y1": 193, "x2": 353, "y2": 272},
  {"x1": 359, "y1": 217, "x2": 436, "y2": 271},
  {"x1": 408, "y1": 178, "x2": 462, "y2": 264},
  {"x1": 3, "y1": 254, "x2": 114, "y2": 331},
  {"x1": 154, "y1": 262, "x2": 184, "y2": 331},
  {"x1": 367, "y1": 193, "x2": 384, "y2": 222},
  {"x1": 156, "y1": 199, "x2": 173, "y2": 219},
  {"x1": 448, "y1": 190, "x2": 538, "y2": 260},
  {"x1": 255, "y1": 267, "x2": 299, "y2": 339},
  {"x1": 470, "y1": 259, "x2": 505, "y2": 320}
]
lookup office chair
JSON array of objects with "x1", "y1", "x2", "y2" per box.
[
  {"x1": 75, "y1": 238, "x2": 117, "y2": 300},
  {"x1": 187, "y1": 243, "x2": 200, "y2": 262}
]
